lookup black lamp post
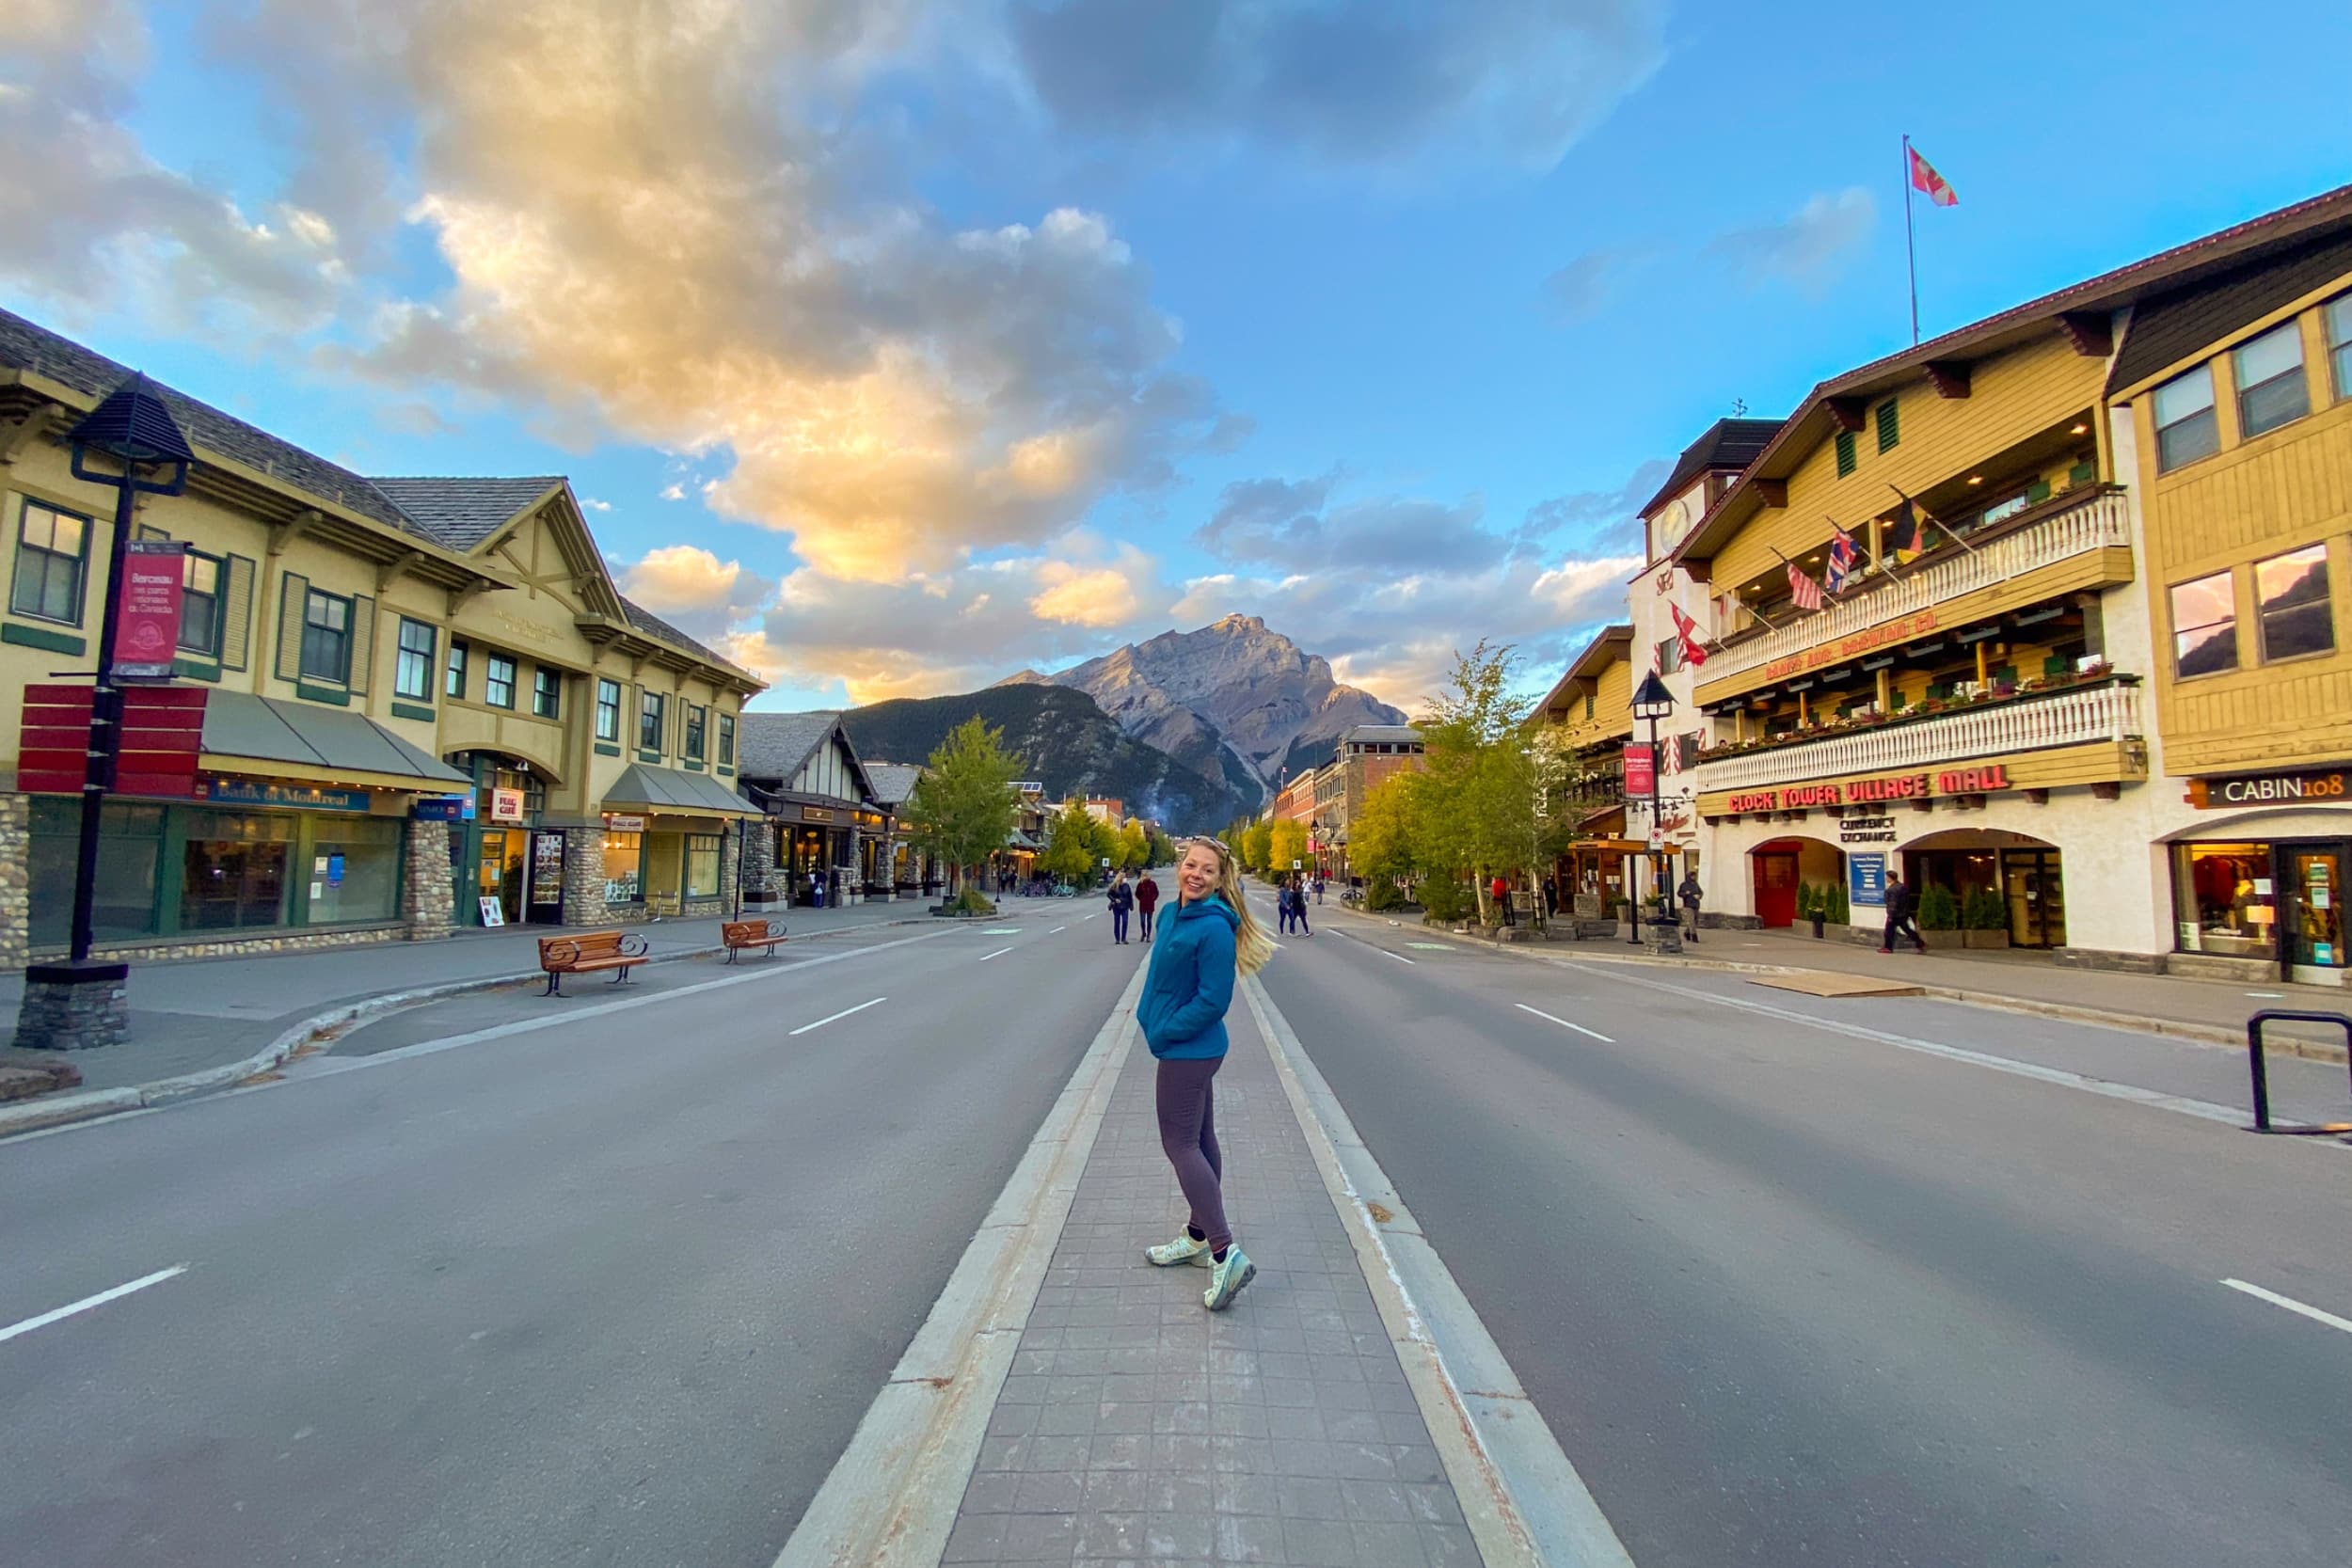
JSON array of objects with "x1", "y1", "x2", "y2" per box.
[
  {"x1": 1631, "y1": 670, "x2": 1676, "y2": 942},
  {"x1": 15, "y1": 375, "x2": 194, "y2": 1052}
]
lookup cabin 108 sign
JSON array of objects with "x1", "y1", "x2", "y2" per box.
[{"x1": 1724, "y1": 764, "x2": 2014, "y2": 816}]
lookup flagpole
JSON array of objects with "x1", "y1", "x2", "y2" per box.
[
  {"x1": 1902, "y1": 134, "x2": 1920, "y2": 345},
  {"x1": 1888, "y1": 483, "x2": 1980, "y2": 555}
]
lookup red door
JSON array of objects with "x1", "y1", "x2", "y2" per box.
[{"x1": 1754, "y1": 850, "x2": 1799, "y2": 928}]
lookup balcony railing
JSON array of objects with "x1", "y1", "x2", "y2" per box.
[
  {"x1": 1701, "y1": 486, "x2": 2133, "y2": 687},
  {"x1": 1693, "y1": 679, "x2": 2142, "y2": 796}
]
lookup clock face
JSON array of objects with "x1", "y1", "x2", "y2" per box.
[{"x1": 1658, "y1": 498, "x2": 1691, "y2": 549}]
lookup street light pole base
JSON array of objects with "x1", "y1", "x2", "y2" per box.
[{"x1": 12, "y1": 960, "x2": 132, "y2": 1052}]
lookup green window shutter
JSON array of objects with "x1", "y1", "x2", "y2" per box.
[
  {"x1": 276, "y1": 572, "x2": 310, "y2": 682},
  {"x1": 2026, "y1": 479, "x2": 2053, "y2": 504},
  {"x1": 1875, "y1": 399, "x2": 1899, "y2": 452},
  {"x1": 1835, "y1": 430, "x2": 1857, "y2": 477},
  {"x1": 221, "y1": 554, "x2": 256, "y2": 671},
  {"x1": 347, "y1": 594, "x2": 375, "y2": 693}
]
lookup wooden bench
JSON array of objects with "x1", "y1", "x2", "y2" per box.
[
  {"x1": 537, "y1": 931, "x2": 649, "y2": 995},
  {"x1": 721, "y1": 918, "x2": 787, "y2": 963}
]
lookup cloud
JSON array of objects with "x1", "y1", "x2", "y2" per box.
[
  {"x1": 1541, "y1": 245, "x2": 1642, "y2": 325},
  {"x1": 1196, "y1": 473, "x2": 1498, "y2": 575},
  {"x1": 1705, "y1": 187, "x2": 1876, "y2": 294},
  {"x1": 1007, "y1": 0, "x2": 1667, "y2": 169},
  {"x1": 613, "y1": 545, "x2": 779, "y2": 643},
  {"x1": 1030, "y1": 559, "x2": 1142, "y2": 626},
  {"x1": 1516, "y1": 456, "x2": 1670, "y2": 555},
  {"x1": 582, "y1": 497, "x2": 612, "y2": 512}
]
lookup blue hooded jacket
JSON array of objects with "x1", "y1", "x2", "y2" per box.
[{"x1": 1137, "y1": 893, "x2": 1239, "y2": 1060}]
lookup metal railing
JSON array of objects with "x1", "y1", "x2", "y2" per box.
[
  {"x1": 1694, "y1": 680, "x2": 2141, "y2": 794},
  {"x1": 1702, "y1": 487, "x2": 2133, "y2": 686}
]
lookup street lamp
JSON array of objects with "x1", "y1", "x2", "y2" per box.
[{"x1": 1631, "y1": 669, "x2": 1675, "y2": 943}]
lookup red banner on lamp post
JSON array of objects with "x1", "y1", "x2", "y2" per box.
[
  {"x1": 1622, "y1": 742, "x2": 1655, "y2": 797},
  {"x1": 112, "y1": 539, "x2": 185, "y2": 682}
]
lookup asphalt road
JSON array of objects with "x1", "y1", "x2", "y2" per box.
[
  {"x1": 0, "y1": 902, "x2": 1142, "y2": 1568},
  {"x1": 1255, "y1": 898, "x2": 2352, "y2": 1568}
]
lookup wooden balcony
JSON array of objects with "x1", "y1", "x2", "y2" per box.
[{"x1": 1694, "y1": 486, "x2": 2135, "y2": 706}]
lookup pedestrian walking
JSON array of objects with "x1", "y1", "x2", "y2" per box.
[
  {"x1": 1542, "y1": 877, "x2": 1560, "y2": 920},
  {"x1": 1276, "y1": 880, "x2": 1296, "y2": 936},
  {"x1": 1313, "y1": 877, "x2": 1325, "y2": 905},
  {"x1": 1293, "y1": 876, "x2": 1312, "y2": 937},
  {"x1": 1880, "y1": 872, "x2": 1929, "y2": 955},
  {"x1": 1677, "y1": 867, "x2": 1704, "y2": 943},
  {"x1": 1108, "y1": 870, "x2": 1135, "y2": 944},
  {"x1": 1140, "y1": 836, "x2": 1275, "y2": 1310},
  {"x1": 1491, "y1": 873, "x2": 1514, "y2": 926},
  {"x1": 1136, "y1": 871, "x2": 1159, "y2": 940}
]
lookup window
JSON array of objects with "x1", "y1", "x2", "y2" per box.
[
  {"x1": 2171, "y1": 842, "x2": 2276, "y2": 958},
  {"x1": 2326, "y1": 294, "x2": 2352, "y2": 401},
  {"x1": 1583, "y1": 692, "x2": 1596, "y2": 721},
  {"x1": 639, "y1": 690, "x2": 666, "y2": 752},
  {"x1": 2169, "y1": 570, "x2": 2238, "y2": 677},
  {"x1": 394, "y1": 619, "x2": 437, "y2": 700},
  {"x1": 2153, "y1": 365, "x2": 2219, "y2": 471},
  {"x1": 685, "y1": 704, "x2": 707, "y2": 760},
  {"x1": 446, "y1": 641, "x2": 469, "y2": 699},
  {"x1": 10, "y1": 502, "x2": 88, "y2": 624},
  {"x1": 178, "y1": 551, "x2": 222, "y2": 657},
  {"x1": 2233, "y1": 321, "x2": 2309, "y2": 438},
  {"x1": 300, "y1": 590, "x2": 351, "y2": 682},
  {"x1": 2255, "y1": 543, "x2": 2333, "y2": 661},
  {"x1": 532, "y1": 666, "x2": 562, "y2": 720},
  {"x1": 687, "y1": 834, "x2": 722, "y2": 898},
  {"x1": 1875, "y1": 398, "x2": 1899, "y2": 453},
  {"x1": 1835, "y1": 429, "x2": 1857, "y2": 477},
  {"x1": 719, "y1": 712, "x2": 736, "y2": 766},
  {"x1": 485, "y1": 653, "x2": 517, "y2": 708},
  {"x1": 596, "y1": 677, "x2": 621, "y2": 742}
]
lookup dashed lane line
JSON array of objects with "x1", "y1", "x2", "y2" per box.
[
  {"x1": 1, "y1": 1265, "x2": 187, "y2": 1347},
  {"x1": 1515, "y1": 1003, "x2": 1614, "y2": 1043},
  {"x1": 788, "y1": 997, "x2": 887, "y2": 1037},
  {"x1": 2222, "y1": 1278, "x2": 2352, "y2": 1336}
]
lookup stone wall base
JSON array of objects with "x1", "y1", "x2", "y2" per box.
[
  {"x1": 2143, "y1": 950, "x2": 2264, "y2": 981},
  {"x1": 13, "y1": 963, "x2": 130, "y2": 1051},
  {"x1": 1697, "y1": 911, "x2": 1763, "y2": 930},
  {"x1": 24, "y1": 924, "x2": 403, "y2": 970}
]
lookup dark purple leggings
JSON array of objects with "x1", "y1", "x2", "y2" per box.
[{"x1": 1155, "y1": 1055, "x2": 1229, "y2": 1251}]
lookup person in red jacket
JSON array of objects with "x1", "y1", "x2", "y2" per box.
[
  {"x1": 1136, "y1": 871, "x2": 1161, "y2": 940},
  {"x1": 1491, "y1": 873, "x2": 1514, "y2": 926}
]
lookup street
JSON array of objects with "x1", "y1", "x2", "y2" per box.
[{"x1": 3, "y1": 894, "x2": 2350, "y2": 1566}]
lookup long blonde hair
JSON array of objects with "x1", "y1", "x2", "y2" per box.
[{"x1": 1183, "y1": 837, "x2": 1276, "y2": 977}]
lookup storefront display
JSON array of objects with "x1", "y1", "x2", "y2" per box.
[
  {"x1": 2172, "y1": 837, "x2": 2346, "y2": 977},
  {"x1": 602, "y1": 827, "x2": 644, "y2": 907}
]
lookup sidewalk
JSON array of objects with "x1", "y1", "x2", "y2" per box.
[
  {"x1": 944, "y1": 1003, "x2": 1482, "y2": 1567},
  {"x1": 0, "y1": 897, "x2": 927, "y2": 1103}
]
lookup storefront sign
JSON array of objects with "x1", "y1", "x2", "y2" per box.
[
  {"x1": 112, "y1": 539, "x2": 186, "y2": 682},
  {"x1": 1724, "y1": 764, "x2": 2013, "y2": 815},
  {"x1": 1756, "y1": 610, "x2": 1940, "y2": 684},
  {"x1": 1623, "y1": 743, "x2": 1655, "y2": 796},
  {"x1": 412, "y1": 795, "x2": 475, "y2": 822},
  {"x1": 489, "y1": 786, "x2": 528, "y2": 823},
  {"x1": 1848, "y1": 851, "x2": 1888, "y2": 908},
  {"x1": 200, "y1": 778, "x2": 373, "y2": 812},
  {"x1": 603, "y1": 813, "x2": 647, "y2": 832},
  {"x1": 1838, "y1": 814, "x2": 1898, "y2": 845},
  {"x1": 801, "y1": 806, "x2": 835, "y2": 824},
  {"x1": 530, "y1": 832, "x2": 565, "y2": 906},
  {"x1": 2187, "y1": 768, "x2": 2351, "y2": 809}
]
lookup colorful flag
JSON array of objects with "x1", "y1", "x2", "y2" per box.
[
  {"x1": 1668, "y1": 603, "x2": 1708, "y2": 668},
  {"x1": 1824, "y1": 526, "x2": 1859, "y2": 594},
  {"x1": 1788, "y1": 561, "x2": 1823, "y2": 611},
  {"x1": 1884, "y1": 499, "x2": 1925, "y2": 566},
  {"x1": 1909, "y1": 145, "x2": 1958, "y2": 207}
]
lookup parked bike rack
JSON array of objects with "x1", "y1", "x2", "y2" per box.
[{"x1": 2244, "y1": 1009, "x2": 2352, "y2": 1134}]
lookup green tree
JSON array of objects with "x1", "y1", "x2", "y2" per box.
[
  {"x1": 907, "y1": 717, "x2": 1022, "y2": 899},
  {"x1": 1268, "y1": 818, "x2": 1308, "y2": 879},
  {"x1": 1242, "y1": 819, "x2": 1275, "y2": 875},
  {"x1": 1117, "y1": 818, "x2": 1150, "y2": 870},
  {"x1": 1040, "y1": 800, "x2": 1097, "y2": 882},
  {"x1": 1146, "y1": 827, "x2": 1178, "y2": 867},
  {"x1": 1413, "y1": 641, "x2": 1540, "y2": 923},
  {"x1": 1350, "y1": 772, "x2": 1420, "y2": 883}
]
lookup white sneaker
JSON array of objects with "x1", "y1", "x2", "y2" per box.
[{"x1": 1145, "y1": 1231, "x2": 1213, "y2": 1267}]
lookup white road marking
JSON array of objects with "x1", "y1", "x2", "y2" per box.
[
  {"x1": 1050, "y1": 926, "x2": 1068, "y2": 934},
  {"x1": 1377, "y1": 947, "x2": 1415, "y2": 964},
  {"x1": 2222, "y1": 1278, "x2": 2352, "y2": 1336},
  {"x1": 1, "y1": 1265, "x2": 187, "y2": 1346},
  {"x1": 977, "y1": 946, "x2": 1014, "y2": 962},
  {"x1": 1516, "y1": 1003, "x2": 1613, "y2": 1042},
  {"x1": 2245, "y1": 991, "x2": 2286, "y2": 999},
  {"x1": 1082, "y1": 912, "x2": 1102, "y2": 921},
  {"x1": 789, "y1": 997, "x2": 887, "y2": 1037}
]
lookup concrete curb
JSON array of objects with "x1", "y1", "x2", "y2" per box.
[
  {"x1": 771, "y1": 956, "x2": 1149, "y2": 1568},
  {"x1": 0, "y1": 916, "x2": 936, "y2": 1139},
  {"x1": 1325, "y1": 904, "x2": 2352, "y2": 1067}
]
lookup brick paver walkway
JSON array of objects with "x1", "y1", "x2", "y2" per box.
[{"x1": 945, "y1": 1002, "x2": 1482, "y2": 1567}]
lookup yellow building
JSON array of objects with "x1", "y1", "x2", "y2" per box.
[
  {"x1": 0, "y1": 306, "x2": 763, "y2": 969},
  {"x1": 1534, "y1": 624, "x2": 1638, "y2": 905},
  {"x1": 1651, "y1": 182, "x2": 2352, "y2": 975}
]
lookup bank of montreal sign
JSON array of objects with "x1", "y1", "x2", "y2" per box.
[{"x1": 1724, "y1": 763, "x2": 2016, "y2": 816}]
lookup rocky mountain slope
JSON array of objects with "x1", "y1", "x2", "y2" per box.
[
  {"x1": 1044, "y1": 615, "x2": 1407, "y2": 802},
  {"x1": 841, "y1": 683, "x2": 1254, "y2": 833}
]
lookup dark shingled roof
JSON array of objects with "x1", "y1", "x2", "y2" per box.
[
  {"x1": 736, "y1": 711, "x2": 847, "y2": 782},
  {"x1": 2108, "y1": 229, "x2": 2352, "y2": 394},
  {"x1": 618, "y1": 596, "x2": 752, "y2": 679},
  {"x1": 1639, "y1": 418, "x2": 1786, "y2": 519},
  {"x1": 369, "y1": 477, "x2": 563, "y2": 548},
  {"x1": 865, "y1": 762, "x2": 924, "y2": 807},
  {"x1": 0, "y1": 306, "x2": 430, "y2": 541}
]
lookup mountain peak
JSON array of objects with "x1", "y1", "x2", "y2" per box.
[{"x1": 1211, "y1": 612, "x2": 1269, "y2": 635}]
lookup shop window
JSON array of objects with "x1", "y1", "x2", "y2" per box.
[
  {"x1": 2233, "y1": 321, "x2": 2309, "y2": 438},
  {"x1": 446, "y1": 640, "x2": 469, "y2": 699},
  {"x1": 2169, "y1": 571, "x2": 2238, "y2": 677},
  {"x1": 179, "y1": 551, "x2": 223, "y2": 657},
  {"x1": 532, "y1": 666, "x2": 561, "y2": 720},
  {"x1": 596, "y1": 677, "x2": 621, "y2": 742},
  {"x1": 11, "y1": 501, "x2": 89, "y2": 625},
  {"x1": 394, "y1": 619, "x2": 437, "y2": 701},
  {"x1": 719, "y1": 712, "x2": 736, "y2": 766},
  {"x1": 2255, "y1": 543, "x2": 2333, "y2": 661},
  {"x1": 304, "y1": 817, "x2": 402, "y2": 926},
  {"x1": 1835, "y1": 429, "x2": 1857, "y2": 477},
  {"x1": 2328, "y1": 293, "x2": 2352, "y2": 401},
  {"x1": 485, "y1": 653, "x2": 517, "y2": 709},
  {"x1": 301, "y1": 590, "x2": 352, "y2": 682},
  {"x1": 686, "y1": 705, "x2": 707, "y2": 760},
  {"x1": 27, "y1": 800, "x2": 163, "y2": 947},
  {"x1": 1875, "y1": 398, "x2": 1899, "y2": 453},
  {"x1": 603, "y1": 830, "x2": 644, "y2": 905},
  {"x1": 640, "y1": 690, "x2": 666, "y2": 752},
  {"x1": 181, "y1": 809, "x2": 296, "y2": 931},
  {"x1": 2172, "y1": 842, "x2": 2276, "y2": 957},
  {"x1": 2153, "y1": 365, "x2": 2219, "y2": 471},
  {"x1": 687, "y1": 833, "x2": 721, "y2": 897}
]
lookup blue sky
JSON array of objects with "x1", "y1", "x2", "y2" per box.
[{"x1": 4, "y1": 0, "x2": 2345, "y2": 713}]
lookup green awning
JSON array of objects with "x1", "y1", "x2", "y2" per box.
[
  {"x1": 602, "y1": 762, "x2": 761, "y2": 817},
  {"x1": 200, "y1": 690, "x2": 469, "y2": 790}
]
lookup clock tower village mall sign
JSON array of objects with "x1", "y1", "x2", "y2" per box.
[{"x1": 1721, "y1": 765, "x2": 2017, "y2": 816}]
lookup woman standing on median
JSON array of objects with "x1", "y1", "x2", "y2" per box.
[{"x1": 1139, "y1": 835, "x2": 1276, "y2": 1310}]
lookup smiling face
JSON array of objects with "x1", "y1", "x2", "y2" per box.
[{"x1": 1178, "y1": 843, "x2": 1221, "y2": 903}]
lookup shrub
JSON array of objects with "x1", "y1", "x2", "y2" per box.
[
  {"x1": 1826, "y1": 881, "x2": 1851, "y2": 925},
  {"x1": 1366, "y1": 876, "x2": 1405, "y2": 912},
  {"x1": 1796, "y1": 882, "x2": 1819, "y2": 921},
  {"x1": 1420, "y1": 876, "x2": 1475, "y2": 923},
  {"x1": 1917, "y1": 882, "x2": 1961, "y2": 930},
  {"x1": 1962, "y1": 885, "x2": 2007, "y2": 930},
  {"x1": 947, "y1": 887, "x2": 996, "y2": 916}
]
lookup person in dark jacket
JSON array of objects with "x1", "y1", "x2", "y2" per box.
[
  {"x1": 1108, "y1": 871, "x2": 1135, "y2": 944},
  {"x1": 1291, "y1": 876, "x2": 1311, "y2": 937},
  {"x1": 1136, "y1": 872, "x2": 1160, "y2": 939},
  {"x1": 1140, "y1": 837, "x2": 1275, "y2": 1310},
  {"x1": 1881, "y1": 873, "x2": 1928, "y2": 954},
  {"x1": 1677, "y1": 869, "x2": 1704, "y2": 942}
]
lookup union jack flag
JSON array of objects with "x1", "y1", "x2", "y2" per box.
[{"x1": 1824, "y1": 526, "x2": 1859, "y2": 594}]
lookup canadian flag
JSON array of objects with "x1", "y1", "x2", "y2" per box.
[{"x1": 1909, "y1": 145, "x2": 1958, "y2": 208}]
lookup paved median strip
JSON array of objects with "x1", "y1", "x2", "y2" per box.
[{"x1": 0, "y1": 1265, "x2": 187, "y2": 1347}]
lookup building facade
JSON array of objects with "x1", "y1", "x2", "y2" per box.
[
  {"x1": 0, "y1": 308, "x2": 760, "y2": 968},
  {"x1": 1534, "y1": 625, "x2": 1639, "y2": 906},
  {"x1": 735, "y1": 713, "x2": 887, "y2": 905}
]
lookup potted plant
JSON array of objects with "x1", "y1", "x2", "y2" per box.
[
  {"x1": 1962, "y1": 886, "x2": 2011, "y2": 948},
  {"x1": 1916, "y1": 881, "x2": 1964, "y2": 950},
  {"x1": 1799, "y1": 881, "x2": 1825, "y2": 938},
  {"x1": 1826, "y1": 879, "x2": 1851, "y2": 939}
]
